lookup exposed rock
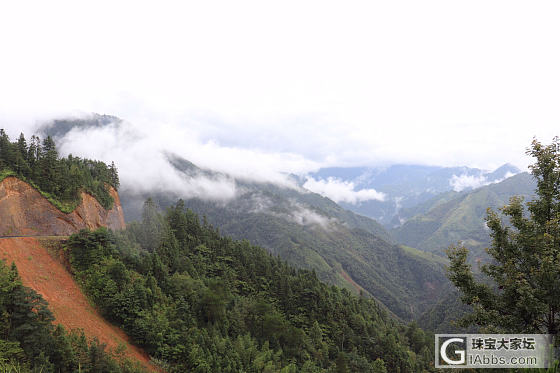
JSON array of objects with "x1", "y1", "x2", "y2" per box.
[{"x1": 0, "y1": 177, "x2": 125, "y2": 236}]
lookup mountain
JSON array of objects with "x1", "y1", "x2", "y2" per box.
[
  {"x1": 392, "y1": 172, "x2": 536, "y2": 259},
  {"x1": 307, "y1": 163, "x2": 521, "y2": 227},
  {"x1": 40, "y1": 114, "x2": 122, "y2": 138},
  {"x1": 0, "y1": 124, "x2": 439, "y2": 371},
  {"x1": 61, "y1": 203, "x2": 437, "y2": 371},
  {"x1": 35, "y1": 114, "x2": 453, "y2": 320},
  {"x1": 121, "y1": 155, "x2": 448, "y2": 320}
]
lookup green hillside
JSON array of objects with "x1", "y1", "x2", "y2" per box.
[
  {"x1": 187, "y1": 198, "x2": 447, "y2": 320},
  {"x1": 121, "y1": 156, "x2": 449, "y2": 321},
  {"x1": 63, "y1": 201, "x2": 437, "y2": 372},
  {"x1": 32, "y1": 117, "x2": 449, "y2": 322},
  {"x1": 0, "y1": 131, "x2": 119, "y2": 212},
  {"x1": 392, "y1": 172, "x2": 535, "y2": 258}
]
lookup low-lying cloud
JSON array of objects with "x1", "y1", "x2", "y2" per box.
[
  {"x1": 303, "y1": 176, "x2": 386, "y2": 204},
  {"x1": 51, "y1": 115, "x2": 313, "y2": 202},
  {"x1": 285, "y1": 202, "x2": 334, "y2": 228},
  {"x1": 244, "y1": 193, "x2": 335, "y2": 229},
  {"x1": 449, "y1": 171, "x2": 516, "y2": 192}
]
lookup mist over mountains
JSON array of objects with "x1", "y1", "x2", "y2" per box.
[
  {"x1": 306, "y1": 163, "x2": 521, "y2": 227},
  {"x1": 3, "y1": 2, "x2": 559, "y2": 369},
  {"x1": 34, "y1": 113, "x2": 534, "y2": 325}
]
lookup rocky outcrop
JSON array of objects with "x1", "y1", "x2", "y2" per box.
[{"x1": 0, "y1": 176, "x2": 125, "y2": 236}]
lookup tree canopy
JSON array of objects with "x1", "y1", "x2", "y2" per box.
[
  {"x1": 65, "y1": 199, "x2": 436, "y2": 372},
  {"x1": 0, "y1": 130, "x2": 119, "y2": 211},
  {"x1": 448, "y1": 138, "x2": 560, "y2": 336}
]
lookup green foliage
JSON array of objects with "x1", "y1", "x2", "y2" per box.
[
  {"x1": 447, "y1": 138, "x2": 560, "y2": 336},
  {"x1": 67, "y1": 200, "x2": 438, "y2": 372},
  {"x1": 0, "y1": 260, "x2": 145, "y2": 372},
  {"x1": 394, "y1": 172, "x2": 536, "y2": 260},
  {"x1": 0, "y1": 130, "x2": 119, "y2": 211},
  {"x1": 0, "y1": 169, "x2": 16, "y2": 183},
  {"x1": 149, "y1": 192, "x2": 448, "y2": 321},
  {"x1": 121, "y1": 156, "x2": 449, "y2": 320}
]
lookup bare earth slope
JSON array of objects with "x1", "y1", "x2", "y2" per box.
[
  {"x1": 0, "y1": 176, "x2": 125, "y2": 236},
  {"x1": 0, "y1": 177, "x2": 158, "y2": 370},
  {"x1": 0, "y1": 237, "x2": 156, "y2": 371}
]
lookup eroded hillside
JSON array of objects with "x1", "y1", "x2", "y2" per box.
[
  {"x1": 0, "y1": 237, "x2": 157, "y2": 371},
  {"x1": 0, "y1": 176, "x2": 125, "y2": 236},
  {"x1": 0, "y1": 177, "x2": 159, "y2": 371}
]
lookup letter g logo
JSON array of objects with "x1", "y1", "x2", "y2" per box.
[{"x1": 440, "y1": 338, "x2": 466, "y2": 365}]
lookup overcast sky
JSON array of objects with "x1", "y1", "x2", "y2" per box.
[{"x1": 1, "y1": 0, "x2": 559, "y2": 173}]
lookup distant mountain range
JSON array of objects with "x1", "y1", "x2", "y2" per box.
[
  {"x1": 392, "y1": 171, "x2": 536, "y2": 260},
  {"x1": 307, "y1": 163, "x2": 521, "y2": 227}
]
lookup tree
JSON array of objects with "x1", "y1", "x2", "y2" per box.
[
  {"x1": 448, "y1": 137, "x2": 560, "y2": 336},
  {"x1": 39, "y1": 135, "x2": 60, "y2": 193},
  {"x1": 109, "y1": 161, "x2": 120, "y2": 189},
  {"x1": 141, "y1": 198, "x2": 165, "y2": 250},
  {"x1": 16, "y1": 133, "x2": 27, "y2": 161}
]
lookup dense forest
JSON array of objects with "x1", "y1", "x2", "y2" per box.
[
  {"x1": 0, "y1": 130, "x2": 119, "y2": 211},
  {"x1": 0, "y1": 259, "x2": 145, "y2": 372},
  {"x1": 64, "y1": 199, "x2": 435, "y2": 372},
  {"x1": 122, "y1": 155, "x2": 448, "y2": 321}
]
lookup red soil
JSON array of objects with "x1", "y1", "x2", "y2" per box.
[
  {"x1": 0, "y1": 177, "x2": 126, "y2": 236},
  {"x1": 0, "y1": 237, "x2": 158, "y2": 372}
]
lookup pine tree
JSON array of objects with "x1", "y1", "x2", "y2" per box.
[{"x1": 16, "y1": 133, "x2": 27, "y2": 161}]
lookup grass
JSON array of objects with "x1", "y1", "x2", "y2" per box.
[
  {"x1": 26, "y1": 178, "x2": 81, "y2": 213},
  {"x1": 0, "y1": 169, "x2": 16, "y2": 183}
]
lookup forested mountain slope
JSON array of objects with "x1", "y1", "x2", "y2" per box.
[
  {"x1": 0, "y1": 130, "x2": 120, "y2": 212},
  {"x1": 121, "y1": 156, "x2": 448, "y2": 320},
  {"x1": 392, "y1": 172, "x2": 535, "y2": 259},
  {"x1": 37, "y1": 115, "x2": 450, "y2": 320},
  {"x1": 63, "y1": 201, "x2": 437, "y2": 372}
]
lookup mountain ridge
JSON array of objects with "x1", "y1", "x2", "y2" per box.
[
  {"x1": 121, "y1": 154, "x2": 449, "y2": 320},
  {"x1": 308, "y1": 163, "x2": 521, "y2": 226},
  {"x1": 392, "y1": 172, "x2": 536, "y2": 258}
]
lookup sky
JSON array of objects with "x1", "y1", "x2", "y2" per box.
[{"x1": 1, "y1": 0, "x2": 560, "y2": 185}]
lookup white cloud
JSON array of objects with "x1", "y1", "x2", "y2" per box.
[
  {"x1": 47, "y1": 115, "x2": 322, "y2": 201},
  {"x1": 287, "y1": 203, "x2": 334, "y2": 228},
  {"x1": 57, "y1": 119, "x2": 240, "y2": 201},
  {"x1": 449, "y1": 174, "x2": 489, "y2": 192},
  {"x1": 1, "y1": 1, "x2": 559, "y2": 171},
  {"x1": 244, "y1": 193, "x2": 334, "y2": 228},
  {"x1": 449, "y1": 171, "x2": 517, "y2": 192},
  {"x1": 303, "y1": 177, "x2": 386, "y2": 204}
]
